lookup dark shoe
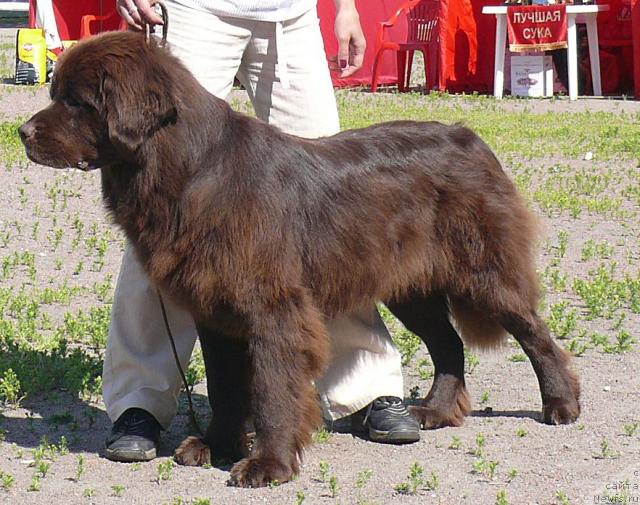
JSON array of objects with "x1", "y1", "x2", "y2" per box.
[
  {"x1": 363, "y1": 396, "x2": 420, "y2": 444},
  {"x1": 105, "y1": 408, "x2": 162, "y2": 462}
]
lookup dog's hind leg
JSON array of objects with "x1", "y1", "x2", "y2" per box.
[
  {"x1": 387, "y1": 292, "x2": 471, "y2": 429},
  {"x1": 497, "y1": 309, "x2": 580, "y2": 424},
  {"x1": 228, "y1": 295, "x2": 329, "y2": 488},
  {"x1": 175, "y1": 326, "x2": 251, "y2": 466}
]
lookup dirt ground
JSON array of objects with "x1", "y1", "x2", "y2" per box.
[{"x1": 0, "y1": 26, "x2": 639, "y2": 505}]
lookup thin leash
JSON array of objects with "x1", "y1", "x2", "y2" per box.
[
  {"x1": 145, "y1": 0, "x2": 169, "y2": 47},
  {"x1": 157, "y1": 291, "x2": 204, "y2": 437},
  {"x1": 144, "y1": 1, "x2": 203, "y2": 438}
]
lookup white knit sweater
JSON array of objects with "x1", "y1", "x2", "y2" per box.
[{"x1": 175, "y1": 0, "x2": 318, "y2": 21}]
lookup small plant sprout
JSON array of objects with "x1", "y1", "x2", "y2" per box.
[
  {"x1": 355, "y1": 469, "x2": 373, "y2": 489},
  {"x1": 157, "y1": 459, "x2": 174, "y2": 482},
  {"x1": 28, "y1": 474, "x2": 41, "y2": 492},
  {"x1": 313, "y1": 426, "x2": 331, "y2": 443},
  {"x1": 0, "y1": 368, "x2": 23, "y2": 407},
  {"x1": 623, "y1": 421, "x2": 639, "y2": 437},
  {"x1": 603, "y1": 330, "x2": 635, "y2": 354},
  {"x1": 516, "y1": 427, "x2": 528, "y2": 438},
  {"x1": 597, "y1": 438, "x2": 619, "y2": 459},
  {"x1": 495, "y1": 489, "x2": 509, "y2": 505},
  {"x1": 111, "y1": 483, "x2": 125, "y2": 497},
  {"x1": 557, "y1": 231, "x2": 569, "y2": 258},
  {"x1": 425, "y1": 471, "x2": 439, "y2": 490},
  {"x1": 472, "y1": 458, "x2": 500, "y2": 480},
  {"x1": 0, "y1": 471, "x2": 15, "y2": 490},
  {"x1": 474, "y1": 432, "x2": 486, "y2": 457},
  {"x1": 509, "y1": 352, "x2": 527, "y2": 362},
  {"x1": 449, "y1": 436, "x2": 462, "y2": 450},
  {"x1": 395, "y1": 461, "x2": 425, "y2": 495},
  {"x1": 556, "y1": 490, "x2": 571, "y2": 505},
  {"x1": 328, "y1": 475, "x2": 338, "y2": 498},
  {"x1": 566, "y1": 336, "x2": 589, "y2": 357},
  {"x1": 465, "y1": 350, "x2": 480, "y2": 374},
  {"x1": 318, "y1": 461, "x2": 330, "y2": 482},
  {"x1": 37, "y1": 461, "x2": 50, "y2": 478},
  {"x1": 75, "y1": 455, "x2": 85, "y2": 481},
  {"x1": 408, "y1": 462, "x2": 425, "y2": 494}
]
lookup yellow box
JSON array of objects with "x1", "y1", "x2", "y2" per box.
[{"x1": 15, "y1": 28, "x2": 47, "y2": 85}]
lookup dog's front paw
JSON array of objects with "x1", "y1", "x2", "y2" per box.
[
  {"x1": 410, "y1": 405, "x2": 465, "y2": 429},
  {"x1": 542, "y1": 397, "x2": 580, "y2": 425},
  {"x1": 174, "y1": 436, "x2": 211, "y2": 466},
  {"x1": 227, "y1": 457, "x2": 294, "y2": 488},
  {"x1": 410, "y1": 386, "x2": 471, "y2": 429}
]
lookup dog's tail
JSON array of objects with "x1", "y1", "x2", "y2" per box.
[{"x1": 449, "y1": 298, "x2": 509, "y2": 349}]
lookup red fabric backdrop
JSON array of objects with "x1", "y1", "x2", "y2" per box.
[
  {"x1": 30, "y1": 0, "x2": 501, "y2": 92},
  {"x1": 635, "y1": 0, "x2": 640, "y2": 97},
  {"x1": 437, "y1": 0, "x2": 497, "y2": 93},
  {"x1": 318, "y1": 0, "x2": 500, "y2": 92},
  {"x1": 594, "y1": 0, "x2": 636, "y2": 95},
  {"x1": 28, "y1": 0, "x2": 638, "y2": 96},
  {"x1": 29, "y1": 0, "x2": 120, "y2": 41},
  {"x1": 318, "y1": 0, "x2": 404, "y2": 87}
]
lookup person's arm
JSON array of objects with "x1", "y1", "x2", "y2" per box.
[
  {"x1": 115, "y1": 0, "x2": 163, "y2": 31},
  {"x1": 328, "y1": 0, "x2": 366, "y2": 77}
]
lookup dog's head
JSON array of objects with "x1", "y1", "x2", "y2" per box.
[{"x1": 19, "y1": 31, "x2": 178, "y2": 170}]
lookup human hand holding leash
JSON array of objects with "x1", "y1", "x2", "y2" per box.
[
  {"x1": 116, "y1": 0, "x2": 163, "y2": 30},
  {"x1": 329, "y1": 0, "x2": 366, "y2": 77}
]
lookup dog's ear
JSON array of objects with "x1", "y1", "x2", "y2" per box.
[{"x1": 101, "y1": 64, "x2": 177, "y2": 159}]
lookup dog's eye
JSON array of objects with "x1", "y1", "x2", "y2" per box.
[{"x1": 65, "y1": 96, "x2": 89, "y2": 109}]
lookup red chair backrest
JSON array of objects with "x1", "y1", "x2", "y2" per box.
[{"x1": 407, "y1": 0, "x2": 439, "y2": 43}]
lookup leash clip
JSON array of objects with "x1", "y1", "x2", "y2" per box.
[{"x1": 145, "y1": 0, "x2": 169, "y2": 47}]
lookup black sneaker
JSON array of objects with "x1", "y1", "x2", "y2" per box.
[
  {"x1": 105, "y1": 408, "x2": 162, "y2": 462},
  {"x1": 363, "y1": 396, "x2": 420, "y2": 444}
]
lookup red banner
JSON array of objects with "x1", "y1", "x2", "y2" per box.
[{"x1": 507, "y1": 5, "x2": 568, "y2": 52}]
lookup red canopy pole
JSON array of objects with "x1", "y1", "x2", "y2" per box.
[{"x1": 633, "y1": 0, "x2": 640, "y2": 98}]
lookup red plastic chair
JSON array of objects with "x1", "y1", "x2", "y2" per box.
[
  {"x1": 370, "y1": 0, "x2": 440, "y2": 92},
  {"x1": 80, "y1": 8, "x2": 127, "y2": 39}
]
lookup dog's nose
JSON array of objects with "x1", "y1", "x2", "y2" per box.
[{"x1": 18, "y1": 122, "x2": 36, "y2": 142}]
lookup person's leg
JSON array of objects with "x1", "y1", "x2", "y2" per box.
[
  {"x1": 103, "y1": 245, "x2": 196, "y2": 460},
  {"x1": 236, "y1": 11, "x2": 417, "y2": 442},
  {"x1": 316, "y1": 307, "x2": 404, "y2": 419},
  {"x1": 103, "y1": 0, "x2": 252, "y2": 460},
  {"x1": 237, "y1": 9, "x2": 340, "y2": 138}
]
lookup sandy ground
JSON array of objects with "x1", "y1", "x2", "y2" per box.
[{"x1": 0, "y1": 25, "x2": 639, "y2": 505}]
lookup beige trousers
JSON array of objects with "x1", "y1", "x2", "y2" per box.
[{"x1": 102, "y1": 1, "x2": 403, "y2": 429}]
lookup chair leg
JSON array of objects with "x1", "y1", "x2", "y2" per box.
[
  {"x1": 371, "y1": 49, "x2": 386, "y2": 93},
  {"x1": 397, "y1": 51, "x2": 408, "y2": 92},
  {"x1": 420, "y1": 49, "x2": 431, "y2": 91},
  {"x1": 406, "y1": 50, "x2": 415, "y2": 90}
]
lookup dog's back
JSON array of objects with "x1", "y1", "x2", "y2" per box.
[{"x1": 269, "y1": 121, "x2": 540, "y2": 344}]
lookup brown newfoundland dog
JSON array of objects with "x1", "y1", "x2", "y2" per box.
[{"x1": 20, "y1": 32, "x2": 580, "y2": 487}]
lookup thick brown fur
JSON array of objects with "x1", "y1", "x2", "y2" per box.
[{"x1": 20, "y1": 32, "x2": 580, "y2": 487}]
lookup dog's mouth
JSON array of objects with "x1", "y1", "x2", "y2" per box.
[
  {"x1": 23, "y1": 145, "x2": 101, "y2": 172},
  {"x1": 76, "y1": 160, "x2": 100, "y2": 171}
]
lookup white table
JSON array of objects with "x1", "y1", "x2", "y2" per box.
[
  {"x1": 482, "y1": 4, "x2": 609, "y2": 100},
  {"x1": 0, "y1": 1, "x2": 29, "y2": 12}
]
